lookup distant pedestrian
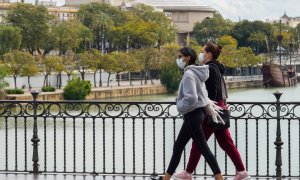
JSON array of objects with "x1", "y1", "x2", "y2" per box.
[
  {"x1": 163, "y1": 47, "x2": 224, "y2": 180},
  {"x1": 173, "y1": 42, "x2": 250, "y2": 180}
]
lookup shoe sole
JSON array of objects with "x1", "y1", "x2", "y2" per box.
[
  {"x1": 241, "y1": 177, "x2": 251, "y2": 180},
  {"x1": 173, "y1": 176, "x2": 192, "y2": 180},
  {"x1": 232, "y1": 176, "x2": 251, "y2": 180}
]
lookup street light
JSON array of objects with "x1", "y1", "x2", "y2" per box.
[
  {"x1": 277, "y1": 20, "x2": 283, "y2": 66},
  {"x1": 101, "y1": 34, "x2": 104, "y2": 54},
  {"x1": 288, "y1": 42, "x2": 293, "y2": 66},
  {"x1": 126, "y1": 35, "x2": 130, "y2": 53}
]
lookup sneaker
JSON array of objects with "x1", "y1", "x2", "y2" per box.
[
  {"x1": 233, "y1": 170, "x2": 250, "y2": 180},
  {"x1": 173, "y1": 170, "x2": 192, "y2": 180}
]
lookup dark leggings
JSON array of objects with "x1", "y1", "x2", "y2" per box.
[{"x1": 166, "y1": 107, "x2": 221, "y2": 175}]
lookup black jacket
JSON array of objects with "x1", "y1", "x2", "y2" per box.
[{"x1": 205, "y1": 60, "x2": 226, "y2": 101}]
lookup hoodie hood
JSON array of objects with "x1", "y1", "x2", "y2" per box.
[
  {"x1": 207, "y1": 60, "x2": 225, "y2": 75},
  {"x1": 185, "y1": 65, "x2": 209, "y2": 82},
  {"x1": 176, "y1": 64, "x2": 210, "y2": 115}
]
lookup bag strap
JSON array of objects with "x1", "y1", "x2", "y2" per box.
[{"x1": 209, "y1": 63, "x2": 228, "y2": 101}]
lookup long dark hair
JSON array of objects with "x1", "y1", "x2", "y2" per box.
[{"x1": 178, "y1": 47, "x2": 197, "y2": 65}]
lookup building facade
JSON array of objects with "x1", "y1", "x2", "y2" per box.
[
  {"x1": 0, "y1": 2, "x2": 78, "y2": 23},
  {"x1": 280, "y1": 12, "x2": 300, "y2": 28},
  {"x1": 131, "y1": 0, "x2": 215, "y2": 46},
  {"x1": 0, "y1": 3, "x2": 11, "y2": 24},
  {"x1": 47, "y1": 6, "x2": 77, "y2": 21},
  {"x1": 65, "y1": 0, "x2": 126, "y2": 6}
]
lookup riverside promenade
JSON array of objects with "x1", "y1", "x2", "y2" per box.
[{"x1": 6, "y1": 75, "x2": 264, "y2": 101}]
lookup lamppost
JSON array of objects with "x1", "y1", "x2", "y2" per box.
[
  {"x1": 288, "y1": 42, "x2": 293, "y2": 66},
  {"x1": 126, "y1": 35, "x2": 130, "y2": 53},
  {"x1": 101, "y1": 34, "x2": 104, "y2": 54},
  {"x1": 277, "y1": 20, "x2": 283, "y2": 67}
]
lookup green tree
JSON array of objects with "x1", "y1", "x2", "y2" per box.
[
  {"x1": 160, "y1": 62, "x2": 182, "y2": 93},
  {"x1": 41, "y1": 56, "x2": 62, "y2": 87},
  {"x1": 130, "y1": 4, "x2": 176, "y2": 47},
  {"x1": 52, "y1": 19, "x2": 93, "y2": 55},
  {"x1": 0, "y1": 26, "x2": 22, "y2": 56},
  {"x1": 193, "y1": 13, "x2": 233, "y2": 44},
  {"x1": 63, "y1": 76, "x2": 91, "y2": 100},
  {"x1": 126, "y1": 51, "x2": 142, "y2": 86},
  {"x1": 217, "y1": 35, "x2": 238, "y2": 72},
  {"x1": 84, "y1": 49, "x2": 103, "y2": 87},
  {"x1": 62, "y1": 52, "x2": 76, "y2": 81},
  {"x1": 160, "y1": 43, "x2": 181, "y2": 64},
  {"x1": 0, "y1": 63, "x2": 9, "y2": 99},
  {"x1": 22, "y1": 60, "x2": 39, "y2": 90},
  {"x1": 7, "y1": 4, "x2": 52, "y2": 58},
  {"x1": 248, "y1": 31, "x2": 267, "y2": 54},
  {"x1": 132, "y1": 48, "x2": 159, "y2": 85},
  {"x1": 102, "y1": 53, "x2": 116, "y2": 87},
  {"x1": 77, "y1": 3, "x2": 118, "y2": 50},
  {"x1": 3, "y1": 51, "x2": 34, "y2": 89},
  {"x1": 111, "y1": 52, "x2": 128, "y2": 86},
  {"x1": 231, "y1": 20, "x2": 272, "y2": 53}
]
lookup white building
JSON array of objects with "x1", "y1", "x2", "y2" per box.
[
  {"x1": 280, "y1": 12, "x2": 300, "y2": 28},
  {"x1": 65, "y1": 0, "x2": 119, "y2": 6}
]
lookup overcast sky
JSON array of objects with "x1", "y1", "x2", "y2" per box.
[{"x1": 11, "y1": 0, "x2": 300, "y2": 22}]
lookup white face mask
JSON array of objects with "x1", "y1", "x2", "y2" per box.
[
  {"x1": 199, "y1": 53, "x2": 205, "y2": 63},
  {"x1": 176, "y1": 58, "x2": 186, "y2": 69}
]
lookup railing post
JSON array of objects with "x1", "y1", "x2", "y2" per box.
[
  {"x1": 273, "y1": 91, "x2": 283, "y2": 179},
  {"x1": 31, "y1": 90, "x2": 40, "y2": 174}
]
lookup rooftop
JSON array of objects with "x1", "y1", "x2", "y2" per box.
[{"x1": 132, "y1": 0, "x2": 215, "y2": 12}]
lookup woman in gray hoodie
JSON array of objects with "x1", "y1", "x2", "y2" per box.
[{"x1": 163, "y1": 47, "x2": 223, "y2": 180}]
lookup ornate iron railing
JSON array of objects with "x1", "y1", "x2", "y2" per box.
[{"x1": 0, "y1": 91, "x2": 299, "y2": 178}]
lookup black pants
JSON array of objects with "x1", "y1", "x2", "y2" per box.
[{"x1": 166, "y1": 107, "x2": 221, "y2": 175}]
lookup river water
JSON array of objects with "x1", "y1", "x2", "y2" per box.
[
  {"x1": 1, "y1": 84, "x2": 300, "y2": 176},
  {"x1": 108, "y1": 83, "x2": 300, "y2": 102}
]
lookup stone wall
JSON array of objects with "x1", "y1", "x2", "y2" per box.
[
  {"x1": 226, "y1": 80, "x2": 263, "y2": 89},
  {"x1": 7, "y1": 85, "x2": 168, "y2": 101}
]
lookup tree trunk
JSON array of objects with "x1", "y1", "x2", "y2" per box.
[
  {"x1": 117, "y1": 73, "x2": 120, "y2": 86},
  {"x1": 148, "y1": 70, "x2": 154, "y2": 85},
  {"x1": 81, "y1": 71, "x2": 85, "y2": 81},
  {"x1": 93, "y1": 71, "x2": 97, "y2": 87},
  {"x1": 107, "y1": 72, "x2": 111, "y2": 87},
  {"x1": 27, "y1": 76, "x2": 31, "y2": 90},
  {"x1": 56, "y1": 74, "x2": 59, "y2": 88},
  {"x1": 144, "y1": 69, "x2": 148, "y2": 85},
  {"x1": 13, "y1": 75, "x2": 17, "y2": 89},
  {"x1": 99, "y1": 69, "x2": 102, "y2": 87},
  {"x1": 59, "y1": 73, "x2": 62, "y2": 89},
  {"x1": 43, "y1": 74, "x2": 48, "y2": 87},
  {"x1": 140, "y1": 71, "x2": 143, "y2": 85},
  {"x1": 129, "y1": 71, "x2": 132, "y2": 86}
]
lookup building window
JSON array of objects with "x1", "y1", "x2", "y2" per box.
[
  {"x1": 173, "y1": 12, "x2": 188, "y2": 23},
  {"x1": 164, "y1": 12, "x2": 172, "y2": 18}
]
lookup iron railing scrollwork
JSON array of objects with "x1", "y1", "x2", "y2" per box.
[{"x1": 1, "y1": 92, "x2": 300, "y2": 178}]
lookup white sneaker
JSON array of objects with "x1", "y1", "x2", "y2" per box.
[
  {"x1": 173, "y1": 170, "x2": 192, "y2": 180},
  {"x1": 233, "y1": 170, "x2": 251, "y2": 180}
]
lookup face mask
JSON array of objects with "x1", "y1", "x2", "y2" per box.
[
  {"x1": 176, "y1": 58, "x2": 186, "y2": 69},
  {"x1": 199, "y1": 53, "x2": 205, "y2": 63}
]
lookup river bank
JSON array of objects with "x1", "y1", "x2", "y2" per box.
[{"x1": 6, "y1": 77, "x2": 264, "y2": 101}]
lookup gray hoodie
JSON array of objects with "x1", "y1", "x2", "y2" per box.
[{"x1": 176, "y1": 65, "x2": 210, "y2": 115}]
